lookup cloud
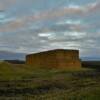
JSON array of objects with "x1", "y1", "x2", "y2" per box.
[
  {"x1": 56, "y1": 20, "x2": 81, "y2": 25},
  {"x1": 26, "y1": 1, "x2": 100, "y2": 20},
  {"x1": 0, "y1": 0, "x2": 100, "y2": 57},
  {"x1": 0, "y1": 0, "x2": 17, "y2": 10},
  {"x1": 0, "y1": 1, "x2": 99, "y2": 33},
  {"x1": 38, "y1": 33, "x2": 55, "y2": 37}
]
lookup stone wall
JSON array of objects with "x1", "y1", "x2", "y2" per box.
[{"x1": 26, "y1": 49, "x2": 81, "y2": 69}]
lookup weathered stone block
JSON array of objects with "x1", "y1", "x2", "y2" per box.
[{"x1": 26, "y1": 49, "x2": 81, "y2": 69}]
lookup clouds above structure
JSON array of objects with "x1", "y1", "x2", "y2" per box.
[{"x1": 0, "y1": 0, "x2": 100, "y2": 57}]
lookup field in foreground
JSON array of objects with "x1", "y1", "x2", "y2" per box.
[{"x1": 0, "y1": 62, "x2": 100, "y2": 100}]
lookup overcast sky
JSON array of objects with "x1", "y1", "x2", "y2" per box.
[{"x1": 0, "y1": 0, "x2": 100, "y2": 57}]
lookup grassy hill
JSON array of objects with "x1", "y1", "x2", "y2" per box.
[{"x1": 0, "y1": 62, "x2": 100, "y2": 100}]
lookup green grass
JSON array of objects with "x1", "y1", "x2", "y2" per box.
[
  {"x1": 0, "y1": 62, "x2": 100, "y2": 100},
  {"x1": 0, "y1": 62, "x2": 92, "y2": 80}
]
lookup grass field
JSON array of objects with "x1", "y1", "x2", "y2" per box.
[{"x1": 0, "y1": 61, "x2": 100, "y2": 100}]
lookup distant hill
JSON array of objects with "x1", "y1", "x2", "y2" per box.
[
  {"x1": 0, "y1": 50, "x2": 100, "y2": 61},
  {"x1": 0, "y1": 51, "x2": 26, "y2": 60},
  {"x1": 81, "y1": 57, "x2": 100, "y2": 61}
]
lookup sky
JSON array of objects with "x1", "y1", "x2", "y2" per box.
[{"x1": 0, "y1": 0, "x2": 100, "y2": 57}]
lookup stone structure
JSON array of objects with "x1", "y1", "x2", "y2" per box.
[{"x1": 26, "y1": 49, "x2": 81, "y2": 69}]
